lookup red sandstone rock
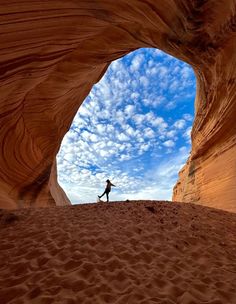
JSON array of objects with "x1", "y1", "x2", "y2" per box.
[{"x1": 0, "y1": 1, "x2": 235, "y2": 210}]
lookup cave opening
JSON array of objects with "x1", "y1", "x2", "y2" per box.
[{"x1": 57, "y1": 48, "x2": 196, "y2": 204}]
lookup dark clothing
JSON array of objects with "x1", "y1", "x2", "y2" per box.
[
  {"x1": 99, "y1": 190, "x2": 109, "y2": 202},
  {"x1": 105, "y1": 182, "x2": 114, "y2": 193},
  {"x1": 99, "y1": 181, "x2": 115, "y2": 202}
]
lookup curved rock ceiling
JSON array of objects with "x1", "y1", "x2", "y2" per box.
[{"x1": 0, "y1": 1, "x2": 235, "y2": 211}]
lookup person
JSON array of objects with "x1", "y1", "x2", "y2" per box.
[{"x1": 98, "y1": 179, "x2": 115, "y2": 202}]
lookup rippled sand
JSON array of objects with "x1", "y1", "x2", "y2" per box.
[{"x1": 0, "y1": 200, "x2": 236, "y2": 303}]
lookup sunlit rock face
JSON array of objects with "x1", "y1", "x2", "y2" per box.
[{"x1": 0, "y1": 1, "x2": 235, "y2": 210}]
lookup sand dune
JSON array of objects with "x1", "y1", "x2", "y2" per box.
[{"x1": 0, "y1": 201, "x2": 236, "y2": 304}]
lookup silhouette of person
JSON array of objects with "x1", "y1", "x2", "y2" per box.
[{"x1": 98, "y1": 179, "x2": 115, "y2": 202}]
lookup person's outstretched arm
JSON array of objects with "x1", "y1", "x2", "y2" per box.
[{"x1": 111, "y1": 183, "x2": 116, "y2": 187}]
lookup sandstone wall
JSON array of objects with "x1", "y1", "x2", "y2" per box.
[
  {"x1": 0, "y1": 1, "x2": 235, "y2": 210},
  {"x1": 173, "y1": 35, "x2": 236, "y2": 213}
]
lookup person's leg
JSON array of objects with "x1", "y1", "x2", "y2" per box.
[
  {"x1": 106, "y1": 192, "x2": 109, "y2": 202},
  {"x1": 99, "y1": 191, "x2": 106, "y2": 198}
]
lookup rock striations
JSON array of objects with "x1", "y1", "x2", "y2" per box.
[{"x1": 0, "y1": 1, "x2": 235, "y2": 210}]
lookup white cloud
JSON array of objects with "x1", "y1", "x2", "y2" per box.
[
  {"x1": 125, "y1": 126, "x2": 136, "y2": 136},
  {"x1": 183, "y1": 126, "x2": 192, "y2": 143},
  {"x1": 125, "y1": 105, "x2": 135, "y2": 117},
  {"x1": 183, "y1": 113, "x2": 193, "y2": 121},
  {"x1": 117, "y1": 132, "x2": 130, "y2": 142},
  {"x1": 131, "y1": 92, "x2": 140, "y2": 99},
  {"x1": 165, "y1": 101, "x2": 176, "y2": 110},
  {"x1": 166, "y1": 130, "x2": 177, "y2": 138},
  {"x1": 133, "y1": 114, "x2": 145, "y2": 125},
  {"x1": 130, "y1": 54, "x2": 144, "y2": 71},
  {"x1": 181, "y1": 66, "x2": 192, "y2": 79},
  {"x1": 158, "y1": 66, "x2": 168, "y2": 77},
  {"x1": 151, "y1": 116, "x2": 168, "y2": 129},
  {"x1": 140, "y1": 76, "x2": 149, "y2": 87},
  {"x1": 144, "y1": 127, "x2": 155, "y2": 139},
  {"x1": 173, "y1": 119, "x2": 186, "y2": 129},
  {"x1": 163, "y1": 140, "x2": 175, "y2": 148}
]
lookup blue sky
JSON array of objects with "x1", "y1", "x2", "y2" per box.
[{"x1": 57, "y1": 48, "x2": 196, "y2": 203}]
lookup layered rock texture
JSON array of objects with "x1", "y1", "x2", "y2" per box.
[{"x1": 0, "y1": 1, "x2": 235, "y2": 210}]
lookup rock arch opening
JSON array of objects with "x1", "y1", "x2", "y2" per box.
[
  {"x1": 0, "y1": 1, "x2": 235, "y2": 211},
  {"x1": 57, "y1": 48, "x2": 196, "y2": 203}
]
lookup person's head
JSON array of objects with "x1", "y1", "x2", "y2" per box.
[{"x1": 106, "y1": 179, "x2": 110, "y2": 183}]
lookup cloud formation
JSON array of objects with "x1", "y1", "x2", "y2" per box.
[{"x1": 57, "y1": 48, "x2": 196, "y2": 203}]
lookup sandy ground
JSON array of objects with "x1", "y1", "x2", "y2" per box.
[{"x1": 0, "y1": 200, "x2": 236, "y2": 304}]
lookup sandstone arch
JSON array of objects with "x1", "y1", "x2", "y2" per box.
[{"x1": 0, "y1": 1, "x2": 235, "y2": 211}]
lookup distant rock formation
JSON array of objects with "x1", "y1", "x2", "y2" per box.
[{"x1": 0, "y1": 1, "x2": 235, "y2": 210}]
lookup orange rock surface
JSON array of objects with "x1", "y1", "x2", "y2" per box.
[{"x1": 0, "y1": 1, "x2": 235, "y2": 210}]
